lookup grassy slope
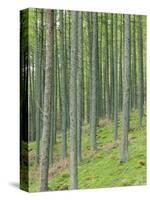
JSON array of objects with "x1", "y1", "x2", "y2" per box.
[{"x1": 22, "y1": 110, "x2": 146, "y2": 192}]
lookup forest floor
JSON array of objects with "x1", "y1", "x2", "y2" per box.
[{"x1": 21, "y1": 110, "x2": 146, "y2": 192}]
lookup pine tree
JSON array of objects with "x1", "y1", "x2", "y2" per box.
[
  {"x1": 120, "y1": 14, "x2": 130, "y2": 163},
  {"x1": 34, "y1": 9, "x2": 41, "y2": 164},
  {"x1": 59, "y1": 10, "x2": 67, "y2": 159},
  {"x1": 77, "y1": 11, "x2": 83, "y2": 162},
  {"x1": 138, "y1": 15, "x2": 144, "y2": 127},
  {"x1": 39, "y1": 10, "x2": 54, "y2": 191},
  {"x1": 104, "y1": 13, "x2": 110, "y2": 119},
  {"x1": 114, "y1": 14, "x2": 118, "y2": 141},
  {"x1": 90, "y1": 13, "x2": 97, "y2": 150},
  {"x1": 70, "y1": 11, "x2": 78, "y2": 190},
  {"x1": 110, "y1": 14, "x2": 114, "y2": 119}
]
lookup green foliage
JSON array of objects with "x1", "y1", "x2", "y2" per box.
[{"x1": 21, "y1": 110, "x2": 146, "y2": 191}]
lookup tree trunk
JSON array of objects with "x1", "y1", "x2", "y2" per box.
[
  {"x1": 119, "y1": 15, "x2": 123, "y2": 111},
  {"x1": 120, "y1": 14, "x2": 130, "y2": 163},
  {"x1": 39, "y1": 10, "x2": 54, "y2": 191},
  {"x1": 70, "y1": 11, "x2": 78, "y2": 190},
  {"x1": 87, "y1": 13, "x2": 92, "y2": 125},
  {"x1": 77, "y1": 12, "x2": 83, "y2": 162},
  {"x1": 138, "y1": 15, "x2": 144, "y2": 127},
  {"x1": 104, "y1": 14, "x2": 110, "y2": 119},
  {"x1": 34, "y1": 9, "x2": 41, "y2": 164},
  {"x1": 98, "y1": 14, "x2": 103, "y2": 118},
  {"x1": 90, "y1": 13, "x2": 97, "y2": 151},
  {"x1": 59, "y1": 10, "x2": 67, "y2": 159},
  {"x1": 110, "y1": 14, "x2": 114, "y2": 120},
  {"x1": 114, "y1": 14, "x2": 118, "y2": 141},
  {"x1": 133, "y1": 15, "x2": 137, "y2": 109}
]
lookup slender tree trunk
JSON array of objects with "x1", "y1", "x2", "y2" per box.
[
  {"x1": 39, "y1": 10, "x2": 54, "y2": 191},
  {"x1": 53, "y1": 11, "x2": 58, "y2": 144},
  {"x1": 49, "y1": 76, "x2": 54, "y2": 165},
  {"x1": 59, "y1": 11, "x2": 67, "y2": 159},
  {"x1": 119, "y1": 15, "x2": 123, "y2": 111},
  {"x1": 90, "y1": 13, "x2": 97, "y2": 151},
  {"x1": 98, "y1": 14, "x2": 103, "y2": 118},
  {"x1": 34, "y1": 9, "x2": 41, "y2": 164},
  {"x1": 105, "y1": 14, "x2": 110, "y2": 119},
  {"x1": 128, "y1": 16, "x2": 131, "y2": 130},
  {"x1": 114, "y1": 14, "x2": 118, "y2": 141},
  {"x1": 39, "y1": 9, "x2": 44, "y2": 139},
  {"x1": 31, "y1": 52, "x2": 36, "y2": 141},
  {"x1": 133, "y1": 15, "x2": 137, "y2": 109},
  {"x1": 70, "y1": 11, "x2": 78, "y2": 190},
  {"x1": 64, "y1": 11, "x2": 69, "y2": 132},
  {"x1": 120, "y1": 14, "x2": 130, "y2": 163},
  {"x1": 110, "y1": 14, "x2": 114, "y2": 120},
  {"x1": 138, "y1": 15, "x2": 144, "y2": 127},
  {"x1": 77, "y1": 12, "x2": 83, "y2": 162},
  {"x1": 87, "y1": 13, "x2": 92, "y2": 125},
  {"x1": 96, "y1": 14, "x2": 100, "y2": 122}
]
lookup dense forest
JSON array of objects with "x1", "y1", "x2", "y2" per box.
[{"x1": 20, "y1": 8, "x2": 147, "y2": 192}]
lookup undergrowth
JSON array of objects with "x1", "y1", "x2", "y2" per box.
[{"x1": 20, "y1": 110, "x2": 146, "y2": 192}]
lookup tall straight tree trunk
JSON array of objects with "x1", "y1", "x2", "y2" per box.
[
  {"x1": 87, "y1": 13, "x2": 92, "y2": 125},
  {"x1": 39, "y1": 9, "x2": 44, "y2": 139},
  {"x1": 49, "y1": 73, "x2": 54, "y2": 165},
  {"x1": 114, "y1": 14, "x2": 118, "y2": 141},
  {"x1": 138, "y1": 15, "x2": 144, "y2": 127},
  {"x1": 120, "y1": 14, "x2": 130, "y2": 163},
  {"x1": 128, "y1": 15, "x2": 132, "y2": 130},
  {"x1": 90, "y1": 13, "x2": 97, "y2": 151},
  {"x1": 59, "y1": 11, "x2": 67, "y2": 159},
  {"x1": 110, "y1": 14, "x2": 114, "y2": 119},
  {"x1": 143, "y1": 16, "x2": 147, "y2": 106},
  {"x1": 77, "y1": 12, "x2": 83, "y2": 162},
  {"x1": 53, "y1": 11, "x2": 58, "y2": 144},
  {"x1": 65, "y1": 11, "x2": 70, "y2": 132},
  {"x1": 31, "y1": 52, "x2": 36, "y2": 141},
  {"x1": 70, "y1": 11, "x2": 78, "y2": 190},
  {"x1": 98, "y1": 14, "x2": 103, "y2": 118},
  {"x1": 119, "y1": 15, "x2": 123, "y2": 111},
  {"x1": 68, "y1": 10, "x2": 71, "y2": 128},
  {"x1": 133, "y1": 15, "x2": 137, "y2": 109},
  {"x1": 34, "y1": 9, "x2": 41, "y2": 164},
  {"x1": 39, "y1": 10, "x2": 54, "y2": 191},
  {"x1": 29, "y1": 59, "x2": 33, "y2": 142},
  {"x1": 96, "y1": 14, "x2": 100, "y2": 122},
  {"x1": 85, "y1": 43, "x2": 89, "y2": 122},
  {"x1": 104, "y1": 13, "x2": 110, "y2": 119}
]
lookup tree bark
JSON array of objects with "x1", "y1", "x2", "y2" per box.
[
  {"x1": 114, "y1": 14, "x2": 118, "y2": 141},
  {"x1": 39, "y1": 10, "x2": 54, "y2": 191},
  {"x1": 70, "y1": 11, "x2": 78, "y2": 190},
  {"x1": 120, "y1": 14, "x2": 130, "y2": 163},
  {"x1": 90, "y1": 13, "x2": 97, "y2": 150},
  {"x1": 59, "y1": 10, "x2": 67, "y2": 159},
  {"x1": 138, "y1": 15, "x2": 144, "y2": 127},
  {"x1": 77, "y1": 11, "x2": 83, "y2": 162}
]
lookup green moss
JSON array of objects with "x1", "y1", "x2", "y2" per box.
[{"x1": 22, "y1": 110, "x2": 146, "y2": 192}]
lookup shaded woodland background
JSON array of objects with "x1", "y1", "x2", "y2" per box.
[{"x1": 20, "y1": 8, "x2": 147, "y2": 192}]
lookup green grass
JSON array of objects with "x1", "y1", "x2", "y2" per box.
[{"x1": 21, "y1": 110, "x2": 146, "y2": 192}]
